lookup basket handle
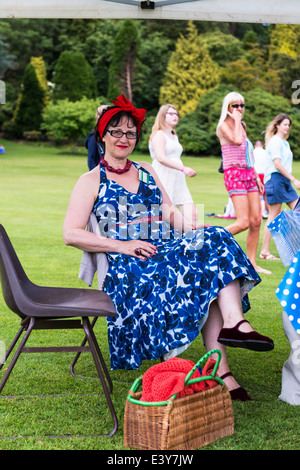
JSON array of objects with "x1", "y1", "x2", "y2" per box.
[
  {"x1": 184, "y1": 349, "x2": 222, "y2": 385},
  {"x1": 170, "y1": 349, "x2": 224, "y2": 399},
  {"x1": 127, "y1": 349, "x2": 224, "y2": 406}
]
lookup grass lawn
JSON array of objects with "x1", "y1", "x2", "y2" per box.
[{"x1": 0, "y1": 139, "x2": 300, "y2": 450}]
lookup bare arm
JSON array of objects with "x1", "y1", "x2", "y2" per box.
[
  {"x1": 150, "y1": 131, "x2": 196, "y2": 177},
  {"x1": 63, "y1": 170, "x2": 158, "y2": 259},
  {"x1": 218, "y1": 110, "x2": 244, "y2": 146},
  {"x1": 139, "y1": 162, "x2": 210, "y2": 231},
  {"x1": 273, "y1": 158, "x2": 300, "y2": 190}
]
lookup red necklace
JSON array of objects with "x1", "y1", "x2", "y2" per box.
[{"x1": 100, "y1": 158, "x2": 132, "y2": 174}]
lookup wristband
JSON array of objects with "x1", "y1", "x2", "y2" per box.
[{"x1": 181, "y1": 167, "x2": 185, "y2": 172}]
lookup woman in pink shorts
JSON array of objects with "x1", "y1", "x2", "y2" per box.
[{"x1": 217, "y1": 92, "x2": 271, "y2": 275}]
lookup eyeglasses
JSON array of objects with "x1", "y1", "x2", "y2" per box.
[
  {"x1": 166, "y1": 112, "x2": 179, "y2": 117},
  {"x1": 106, "y1": 130, "x2": 138, "y2": 140},
  {"x1": 229, "y1": 103, "x2": 245, "y2": 109}
]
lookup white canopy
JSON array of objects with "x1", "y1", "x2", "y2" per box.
[{"x1": 1, "y1": 0, "x2": 300, "y2": 24}]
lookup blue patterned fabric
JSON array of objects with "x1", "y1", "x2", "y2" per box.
[{"x1": 93, "y1": 162, "x2": 261, "y2": 370}]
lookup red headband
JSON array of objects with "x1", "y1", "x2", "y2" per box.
[{"x1": 97, "y1": 94, "x2": 146, "y2": 139}]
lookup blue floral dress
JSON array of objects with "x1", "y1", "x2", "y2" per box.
[{"x1": 93, "y1": 162, "x2": 260, "y2": 370}]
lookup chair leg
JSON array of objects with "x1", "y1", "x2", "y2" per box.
[
  {"x1": 70, "y1": 317, "x2": 97, "y2": 374},
  {"x1": 0, "y1": 317, "x2": 35, "y2": 394},
  {"x1": 0, "y1": 324, "x2": 27, "y2": 372},
  {"x1": 82, "y1": 317, "x2": 118, "y2": 437},
  {"x1": 70, "y1": 317, "x2": 113, "y2": 394}
]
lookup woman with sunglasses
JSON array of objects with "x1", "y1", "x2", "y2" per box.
[
  {"x1": 216, "y1": 92, "x2": 271, "y2": 275},
  {"x1": 149, "y1": 104, "x2": 198, "y2": 227},
  {"x1": 63, "y1": 95, "x2": 273, "y2": 401}
]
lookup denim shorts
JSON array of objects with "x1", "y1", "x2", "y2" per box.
[{"x1": 265, "y1": 172, "x2": 298, "y2": 204}]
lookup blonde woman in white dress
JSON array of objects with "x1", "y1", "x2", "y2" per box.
[{"x1": 149, "y1": 104, "x2": 198, "y2": 226}]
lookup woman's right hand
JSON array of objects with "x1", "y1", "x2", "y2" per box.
[
  {"x1": 182, "y1": 166, "x2": 196, "y2": 177},
  {"x1": 116, "y1": 240, "x2": 158, "y2": 260}
]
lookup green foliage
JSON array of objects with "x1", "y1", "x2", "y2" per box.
[
  {"x1": 0, "y1": 36, "x2": 16, "y2": 78},
  {"x1": 41, "y1": 97, "x2": 99, "y2": 149},
  {"x1": 135, "y1": 31, "x2": 173, "y2": 110},
  {"x1": 177, "y1": 84, "x2": 234, "y2": 156},
  {"x1": 159, "y1": 21, "x2": 219, "y2": 116},
  {"x1": 52, "y1": 50, "x2": 97, "y2": 102},
  {"x1": 270, "y1": 24, "x2": 300, "y2": 58},
  {"x1": 242, "y1": 88, "x2": 291, "y2": 143},
  {"x1": 107, "y1": 20, "x2": 139, "y2": 102},
  {"x1": 14, "y1": 63, "x2": 45, "y2": 136},
  {"x1": 268, "y1": 52, "x2": 300, "y2": 100},
  {"x1": 83, "y1": 20, "x2": 119, "y2": 98},
  {"x1": 30, "y1": 56, "x2": 50, "y2": 109},
  {"x1": 201, "y1": 30, "x2": 244, "y2": 67},
  {"x1": 1, "y1": 18, "x2": 300, "y2": 154}
]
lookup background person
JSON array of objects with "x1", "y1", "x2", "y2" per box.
[
  {"x1": 216, "y1": 91, "x2": 270, "y2": 275},
  {"x1": 85, "y1": 104, "x2": 108, "y2": 170},
  {"x1": 254, "y1": 140, "x2": 268, "y2": 218},
  {"x1": 149, "y1": 104, "x2": 198, "y2": 227},
  {"x1": 260, "y1": 114, "x2": 300, "y2": 260}
]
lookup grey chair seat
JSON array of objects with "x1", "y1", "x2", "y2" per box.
[{"x1": 0, "y1": 224, "x2": 118, "y2": 437}]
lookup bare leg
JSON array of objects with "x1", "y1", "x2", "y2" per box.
[
  {"x1": 202, "y1": 299, "x2": 241, "y2": 391},
  {"x1": 226, "y1": 193, "x2": 271, "y2": 274},
  {"x1": 225, "y1": 195, "x2": 249, "y2": 235},
  {"x1": 202, "y1": 279, "x2": 273, "y2": 392},
  {"x1": 245, "y1": 191, "x2": 271, "y2": 274},
  {"x1": 260, "y1": 202, "x2": 282, "y2": 255}
]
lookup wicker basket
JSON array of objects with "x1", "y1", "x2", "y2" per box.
[{"x1": 124, "y1": 350, "x2": 234, "y2": 450}]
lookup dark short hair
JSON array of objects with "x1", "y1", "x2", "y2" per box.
[{"x1": 94, "y1": 107, "x2": 145, "y2": 148}]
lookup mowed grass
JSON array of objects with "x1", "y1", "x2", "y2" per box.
[{"x1": 0, "y1": 139, "x2": 300, "y2": 450}]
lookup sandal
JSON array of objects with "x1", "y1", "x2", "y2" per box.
[{"x1": 259, "y1": 252, "x2": 280, "y2": 261}]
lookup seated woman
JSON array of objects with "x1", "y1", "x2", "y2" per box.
[{"x1": 63, "y1": 95, "x2": 274, "y2": 402}]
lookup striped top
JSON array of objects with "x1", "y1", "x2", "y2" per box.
[{"x1": 221, "y1": 135, "x2": 248, "y2": 170}]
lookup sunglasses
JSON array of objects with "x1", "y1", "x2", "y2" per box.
[{"x1": 229, "y1": 103, "x2": 245, "y2": 109}]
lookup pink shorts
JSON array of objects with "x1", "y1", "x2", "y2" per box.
[{"x1": 224, "y1": 168, "x2": 258, "y2": 197}]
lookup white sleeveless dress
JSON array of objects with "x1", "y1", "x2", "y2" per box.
[{"x1": 149, "y1": 131, "x2": 194, "y2": 206}]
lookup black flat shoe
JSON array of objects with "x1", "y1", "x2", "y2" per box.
[
  {"x1": 220, "y1": 372, "x2": 251, "y2": 402},
  {"x1": 217, "y1": 319, "x2": 274, "y2": 352}
]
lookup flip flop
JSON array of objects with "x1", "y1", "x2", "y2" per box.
[{"x1": 259, "y1": 252, "x2": 280, "y2": 260}]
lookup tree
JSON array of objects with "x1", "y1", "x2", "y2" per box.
[
  {"x1": 0, "y1": 36, "x2": 16, "y2": 79},
  {"x1": 83, "y1": 20, "x2": 119, "y2": 98},
  {"x1": 30, "y1": 56, "x2": 50, "y2": 110},
  {"x1": 135, "y1": 31, "x2": 173, "y2": 110},
  {"x1": 52, "y1": 50, "x2": 96, "y2": 102},
  {"x1": 107, "y1": 20, "x2": 139, "y2": 102},
  {"x1": 41, "y1": 96, "x2": 99, "y2": 151},
  {"x1": 14, "y1": 63, "x2": 45, "y2": 135},
  {"x1": 220, "y1": 58, "x2": 257, "y2": 91},
  {"x1": 201, "y1": 30, "x2": 244, "y2": 67},
  {"x1": 270, "y1": 24, "x2": 300, "y2": 58},
  {"x1": 159, "y1": 21, "x2": 219, "y2": 116}
]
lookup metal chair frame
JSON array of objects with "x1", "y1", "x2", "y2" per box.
[{"x1": 0, "y1": 224, "x2": 118, "y2": 437}]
